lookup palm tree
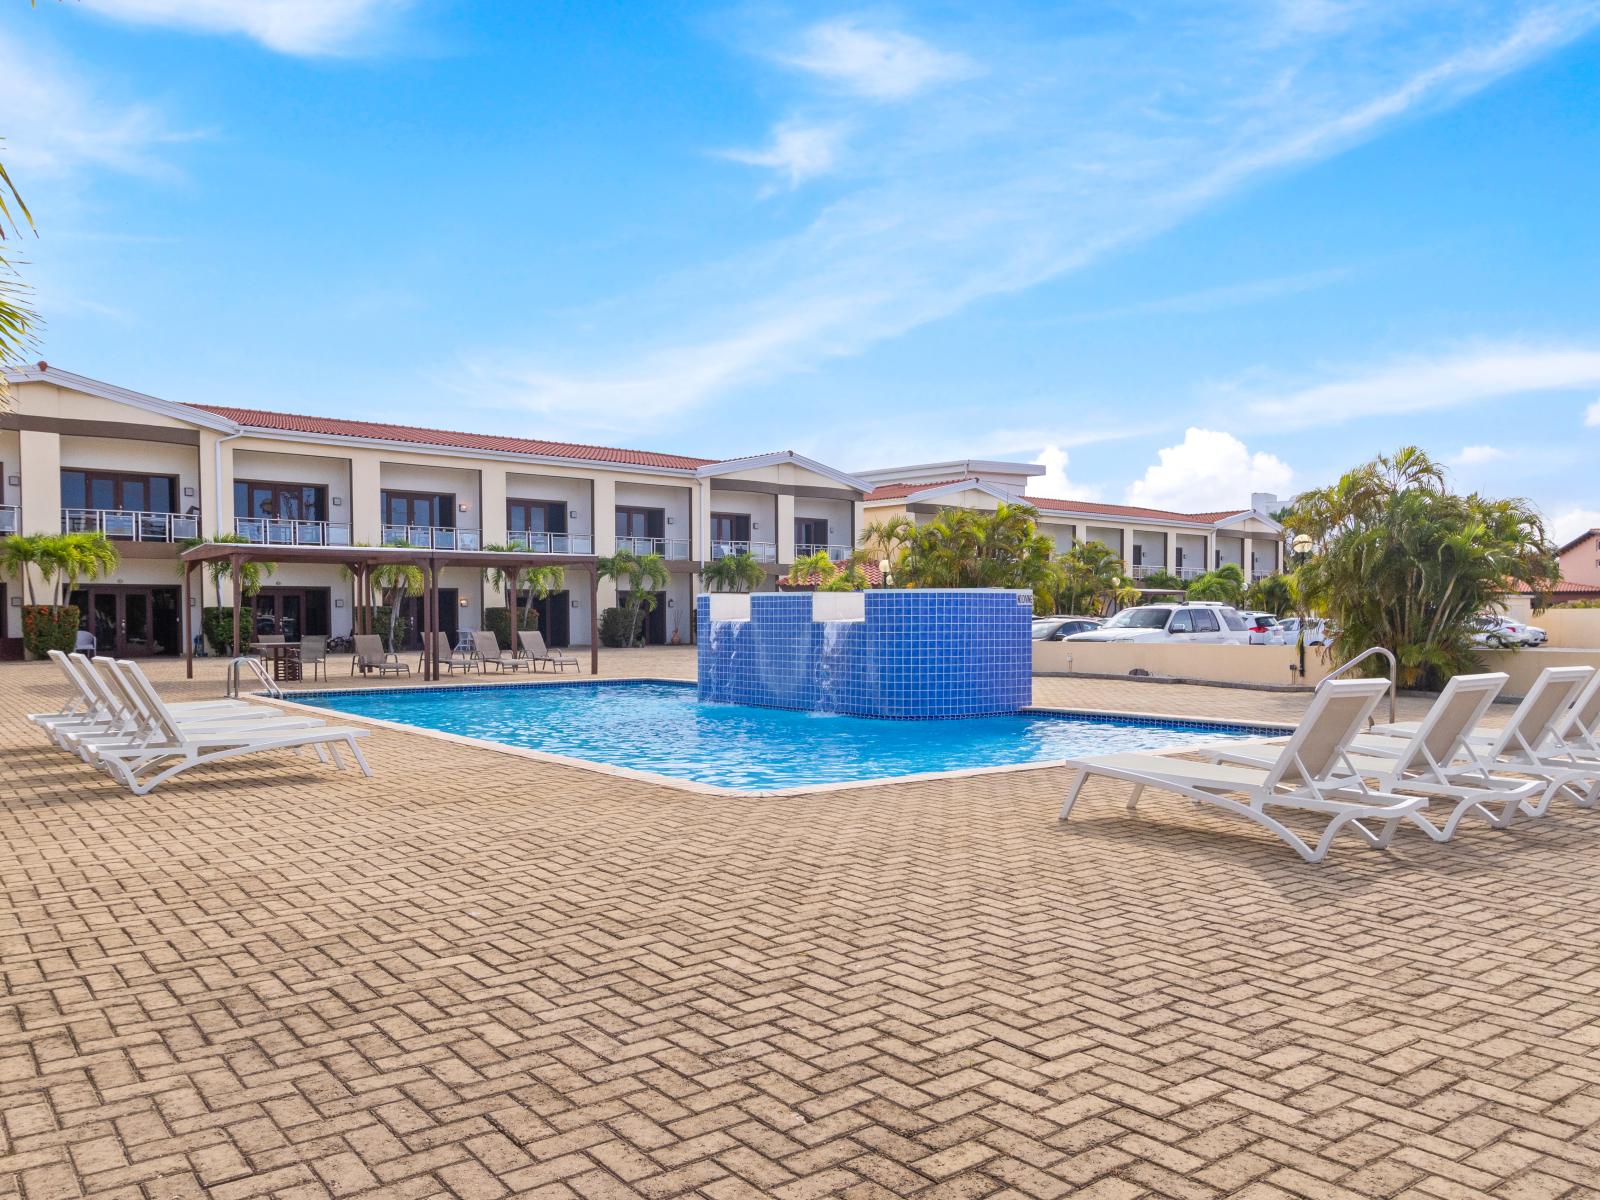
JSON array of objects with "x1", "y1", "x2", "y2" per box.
[
  {"x1": 1288, "y1": 446, "x2": 1558, "y2": 688},
  {"x1": 177, "y1": 532, "x2": 276, "y2": 609},
  {"x1": 785, "y1": 550, "x2": 837, "y2": 588},
  {"x1": 1185, "y1": 562, "x2": 1246, "y2": 605},
  {"x1": 700, "y1": 550, "x2": 765, "y2": 593},
  {"x1": 482, "y1": 546, "x2": 566, "y2": 630},
  {"x1": 0, "y1": 141, "x2": 37, "y2": 408},
  {"x1": 1054, "y1": 541, "x2": 1135, "y2": 616},
  {"x1": 51, "y1": 532, "x2": 118, "y2": 604},
  {"x1": 894, "y1": 503, "x2": 1061, "y2": 611},
  {"x1": 368, "y1": 557, "x2": 424, "y2": 654},
  {"x1": 857, "y1": 515, "x2": 916, "y2": 580},
  {"x1": 1, "y1": 533, "x2": 45, "y2": 604},
  {"x1": 597, "y1": 548, "x2": 670, "y2": 647}
]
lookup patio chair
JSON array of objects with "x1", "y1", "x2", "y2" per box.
[
  {"x1": 517, "y1": 629, "x2": 580, "y2": 673},
  {"x1": 1059, "y1": 678, "x2": 1423, "y2": 863},
  {"x1": 420, "y1": 631, "x2": 474, "y2": 675},
  {"x1": 352, "y1": 634, "x2": 410, "y2": 677},
  {"x1": 1198, "y1": 672, "x2": 1539, "y2": 841},
  {"x1": 32, "y1": 651, "x2": 266, "y2": 751},
  {"x1": 300, "y1": 635, "x2": 329, "y2": 682},
  {"x1": 89, "y1": 660, "x2": 371, "y2": 795},
  {"x1": 472, "y1": 630, "x2": 528, "y2": 674},
  {"x1": 1552, "y1": 671, "x2": 1600, "y2": 757}
]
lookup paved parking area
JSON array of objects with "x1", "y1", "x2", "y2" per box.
[{"x1": 3, "y1": 653, "x2": 1599, "y2": 1199}]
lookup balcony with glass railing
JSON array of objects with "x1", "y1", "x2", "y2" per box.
[
  {"x1": 711, "y1": 540, "x2": 777, "y2": 562},
  {"x1": 234, "y1": 517, "x2": 352, "y2": 546},
  {"x1": 381, "y1": 525, "x2": 482, "y2": 551},
  {"x1": 1129, "y1": 563, "x2": 1170, "y2": 580},
  {"x1": 794, "y1": 543, "x2": 854, "y2": 560},
  {"x1": 0, "y1": 504, "x2": 17, "y2": 535},
  {"x1": 506, "y1": 530, "x2": 596, "y2": 555},
  {"x1": 1175, "y1": 566, "x2": 1208, "y2": 580},
  {"x1": 614, "y1": 534, "x2": 691, "y2": 559},
  {"x1": 62, "y1": 509, "x2": 198, "y2": 542}
]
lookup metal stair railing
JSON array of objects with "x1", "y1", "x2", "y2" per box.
[
  {"x1": 226, "y1": 655, "x2": 282, "y2": 699},
  {"x1": 1319, "y1": 646, "x2": 1397, "y2": 725}
]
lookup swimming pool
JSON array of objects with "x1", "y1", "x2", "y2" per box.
[{"x1": 290, "y1": 680, "x2": 1283, "y2": 793}]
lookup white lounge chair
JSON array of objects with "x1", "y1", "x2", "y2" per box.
[
  {"x1": 90, "y1": 659, "x2": 372, "y2": 795},
  {"x1": 1199, "y1": 672, "x2": 1539, "y2": 841},
  {"x1": 517, "y1": 629, "x2": 579, "y2": 673},
  {"x1": 472, "y1": 630, "x2": 528, "y2": 673},
  {"x1": 1059, "y1": 678, "x2": 1424, "y2": 864},
  {"x1": 1552, "y1": 671, "x2": 1600, "y2": 758}
]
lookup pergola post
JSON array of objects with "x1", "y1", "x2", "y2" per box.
[
  {"x1": 427, "y1": 556, "x2": 440, "y2": 681},
  {"x1": 587, "y1": 566, "x2": 599, "y2": 676},
  {"x1": 184, "y1": 561, "x2": 195, "y2": 679},
  {"x1": 230, "y1": 554, "x2": 243, "y2": 657}
]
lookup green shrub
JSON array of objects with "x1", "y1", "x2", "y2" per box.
[
  {"x1": 482, "y1": 605, "x2": 537, "y2": 648},
  {"x1": 201, "y1": 606, "x2": 259, "y2": 656},
  {"x1": 362, "y1": 606, "x2": 410, "y2": 650},
  {"x1": 599, "y1": 606, "x2": 643, "y2": 648},
  {"x1": 22, "y1": 605, "x2": 79, "y2": 659}
]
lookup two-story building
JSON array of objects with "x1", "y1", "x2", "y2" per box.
[{"x1": 1, "y1": 367, "x2": 1285, "y2": 657}]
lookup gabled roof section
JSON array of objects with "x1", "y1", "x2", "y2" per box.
[
  {"x1": 696, "y1": 451, "x2": 873, "y2": 493},
  {"x1": 190, "y1": 404, "x2": 716, "y2": 470},
  {"x1": 1558, "y1": 528, "x2": 1599, "y2": 554},
  {"x1": 3, "y1": 362, "x2": 240, "y2": 433},
  {"x1": 865, "y1": 475, "x2": 1274, "y2": 529}
]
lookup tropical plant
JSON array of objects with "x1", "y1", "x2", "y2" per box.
[
  {"x1": 1136, "y1": 568, "x2": 1186, "y2": 593},
  {"x1": 482, "y1": 546, "x2": 565, "y2": 631},
  {"x1": 596, "y1": 548, "x2": 670, "y2": 647},
  {"x1": 856, "y1": 515, "x2": 916, "y2": 578},
  {"x1": 1185, "y1": 562, "x2": 1246, "y2": 605},
  {"x1": 785, "y1": 550, "x2": 868, "y2": 592},
  {"x1": 21, "y1": 604, "x2": 77, "y2": 658},
  {"x1": 1, "y1": 139, "x2": 38, "y2": 408},
  {"x1": 894, "y1": 503, "x2": 1061, "y2": 611},
  {"x1": 178, "y1": 532, "x2": 275, "y2": 609},
  {"x1": 1287, "y1": 446, "x2": 1558, "y2": 689},
  {"x1": 1052, "y1": 540, "x2": 1136, "y2": 616},
  {"x1": 368, "y1": 555, "x2": 424, "y2": 654},
  {"x1": 47, "y1": 532, "x2": 118, "y2": 603},
  {"x1": 2, "y1": 533, "x2": 46, "y2": 604},
  {"x1": 1244, "y1": 573, "x2": 1294, "y2": 617},
  {"x1": 701, "y1": 550, "x2": 766, "y2": 593},
  {"x1": 598, "y1": 606, "x2": 646, "y2": 648}
]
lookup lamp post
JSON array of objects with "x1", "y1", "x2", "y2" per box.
[{"x1": 1291, "y1": 534, "x2": 1313, "y2": 679}]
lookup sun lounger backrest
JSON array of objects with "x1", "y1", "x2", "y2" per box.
[
  {"x1": 1486, "y1": 666, "x2": 1595, "y2": 760},
  {"x1": 1268, "y1": 678, "x2": 1389, "y2": 787},
  {"x1": 110, "y1": 659, "x2": 187, "y2": 743},
  {"x1": 1557, "y1": 672, "x2": 1600, "y2": 741},
  {"x1": 90, "y1": 657, "x2": 151, "y2": 725},
  {"x1": 519, "y1": 630, "x2": 547, "y2": 657},
  {"x1": 472, "y1": 630, "x2": 503, "y2": 660},
  {"x1": 52, "y1": 650, "x2": 103, "y2": 713},
  {"x1": 70, "y1": 653, "x2": 130, "y2": 721},
  {"x1": 353, "y1": 634, "x2": 386, "y2": 663},
  {"x1": 1393, "y1": 672, "x2": 1506, "y2": 776}
]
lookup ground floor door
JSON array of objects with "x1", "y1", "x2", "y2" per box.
[
  {"x1": 251, "y1": 587, "x2": 331, "y2": 642},
  {"x1": 398, "y1": 589, "x2": 458, "y2": 650},
  {"x1": 69, "y1": 586, "x2": 182, "y2": 657},
  {"x1": 518, "y1": 590, "x2": 571, "y2": 647},
  {"x1": 618, "y1": 591, "x2": 668, "y2": 645}
]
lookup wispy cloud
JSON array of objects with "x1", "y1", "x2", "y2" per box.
[
  {"x1": 778, "y1": 18, "x2": 978, "y2": 100},
  {"x1": 719, "y1": 122, "x2": 848, "y2": 188},
  {"x1": 1451, "y1": 444, "x2": 1506, "y2": 466},
  {"x1": 1550, "y1": 508, "x2": 1600, "y2": 544},
  {"x1": 77, "y1": 0, "x2": 410, "y2": 56},
  {"x1": 1585, "y1": 398, "x2": 1600, "y2": 426},
  {"x1": 1042, "y1": 267, "x2": 1353, "y2": 326},
  {"x1": 463, "y1": 3, "x2": 1600, "y2": 431},
  {"x1": 1242, "y1": 344, "x2": 1600, "y2": 428}
]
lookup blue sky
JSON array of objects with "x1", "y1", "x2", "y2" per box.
[{"x1": 4, "y1": 1, "x2": 1598, "y2": 534}]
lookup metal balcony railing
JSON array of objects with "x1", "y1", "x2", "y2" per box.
[
  {"x1": 711, "y1": 540, "x2": 777, "y2": 562},
  {"x1": 1129, "y1": 563, "x2": 1170, "y2": 580},
  {"x1": 507, "y1": 531, "x2": 596, "y2": 555},
  {"x1": 381, "y1": 524, "x2": 481, "y2": 551},
  {"x1": 616, "y1": 535, "x2": 691, "y2": 559},
  {"x1": 794, "y1": 543, "x2": 853, "y2": 560},
  {"x1": 1174, "y1": 566, "x2": 1207, "y2": 580},
  {"x1": 0, "y1": 504, "x2": 17, "y2": 535},
  {"x1": 234, "y1": 517, "x2": 352, "y2": 546},
  {"x1": 62, "y1": 508, "x2": 198, "y2": 542}
]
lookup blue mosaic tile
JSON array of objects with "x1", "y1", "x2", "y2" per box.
[{"x1": 696, "y1": 589, "x2": 1033, "y2": 719}]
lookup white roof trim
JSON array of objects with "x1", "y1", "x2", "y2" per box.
[
  {"x1": 1214, "y1": 510, "x2": 1285, "y2": 533},
  {"x1": 854, "y1": 458, "x2": 1046, "y2": 483},
  {"x1": 866, "y1": 479, "x2": 1016, "y2": 507},
  {"x1": 696, "y1": 451, "x2": 872, "y2": 493},
  {"x1": 3, "y1": 364, "x2": 241, "y2": 433}
]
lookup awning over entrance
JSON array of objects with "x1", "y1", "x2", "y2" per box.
[{"x1": 178, "y1": 542, "x2": 601, "y2": 679}]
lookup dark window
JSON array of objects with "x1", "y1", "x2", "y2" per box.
[
  {"x1": 616, "y1": 506, "x2": 665, "y2": 540},
  {"x1": 1168, "y1": 611, "x2": 1194, "y2": 633},
  {"x1": 235, "y1": 480, "x2": 328, "y2": 523},
  {"x1": 382, "y1": 490, "x2": 453, "y2": 528},
  {"x1": 795, "y1": 517, "x2": 829, "y2": 546},
  {"x1": 1191, "y1": 609, "x2": 1220, "y2": 633},
  {"x1": 1219, "y1": 608, "x2": 1246, "y2": 631},
  {"x1": 711, "y1": 512, "x2": 751, "y2": 542},
  {"x1": 62, "y1": 469, "x2": 180, "y2": 513},
  {"x1": 509, "y1": 499, "x2": 568, "y2": 534}
]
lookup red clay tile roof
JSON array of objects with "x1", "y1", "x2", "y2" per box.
[
  {"x1": 779, "y1": 559, "x2": 885, "y2": 589},
  {"x1": 1518, "y1": 581, "x2": 1600, "y2": 595},
  {"x1": 865, "y1": 477, "x2": 1249, "y2": 525},
  {"x1": 186, "y1": 404, "x2": 716, "y2": 470}
]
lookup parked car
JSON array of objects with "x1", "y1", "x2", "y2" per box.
[
  {"x1": 1241, "y1": 611, "x2": 1286, "y2": 645},
  {"x1": 1032, "y1": 616, "x2": 1103, "y2": 641},
  {"x1": 1064, "y1": 602, "x2": 1251, "y2": 645},
  {"x1": 1523, "y1": 622, "x2": 1548, "y2": 646},
  {"x1": 1277, "y1": 617, "x2": 1331, "y2": 646},
  {"x1": 1469, "y1": 614, "x2": 1537, "y2": 647}
]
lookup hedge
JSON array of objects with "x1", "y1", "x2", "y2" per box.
[
  {"x1": 599, "y1": 606, "x2": 644, "y2": 648},
  {"x1": 22, "y1": 605, "x2": 79, "y2": 659}
]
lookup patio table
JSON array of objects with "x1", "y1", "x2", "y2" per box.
[{"x1": 252, "y1": 641, "x2": 303, "y2": 683}]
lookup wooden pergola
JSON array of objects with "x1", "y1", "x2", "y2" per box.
[{"x1": 179, "y1": 543, "x2": 601, "y2": 680}]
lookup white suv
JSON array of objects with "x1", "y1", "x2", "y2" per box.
[{"x1": 1064, "y1": 602, "x2": 1251, "y2": 645}]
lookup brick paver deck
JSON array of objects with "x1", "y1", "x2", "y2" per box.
[{"x1": 3, "y1": 652, "x2": 1599, "y2": 1199}]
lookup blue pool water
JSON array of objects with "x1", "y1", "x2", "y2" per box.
[{"x1": 293, "y1": 681, "x2": 1280, "y2": 791}]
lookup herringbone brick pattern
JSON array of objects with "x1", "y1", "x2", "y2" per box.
[{"x1": 3, "y1": 653, "x2": 1599, "y2": 1199}]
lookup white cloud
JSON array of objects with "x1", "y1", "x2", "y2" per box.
[
  {"x1": 470, "y1": 4, "x2": 1600, "y2": 426},
  {"x1": 1245, "y1": 344, "x2": 1600, "y2": 429},
  {"x1": 1550, "y1": 509, "x2": 1600, "y2": 545},
  {"x1": 78, "y1": 0, "x2": 406, "y2": 56},
  {"x1": 1126, "y1": 429, "x2": 1294, "y2": 513},
  {"x1": 0, "y1": 32, "x2": 200, "y2": 178},
  {"x1": 780, "y1": 19, "x2": 977, "y2": 100},
  {"x1": 1027, "y1": 446, "x2": 1100, "y2": 502},
  {"x1": 1585, "y1": 397, "x2": 1600, "y2": 427},
  {"x1": 1452, "y1": 444, "x2": 1505, "y2": 466},
  {"x1": 720, "y1": 122, "x2": 846, "y2": 187}
]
